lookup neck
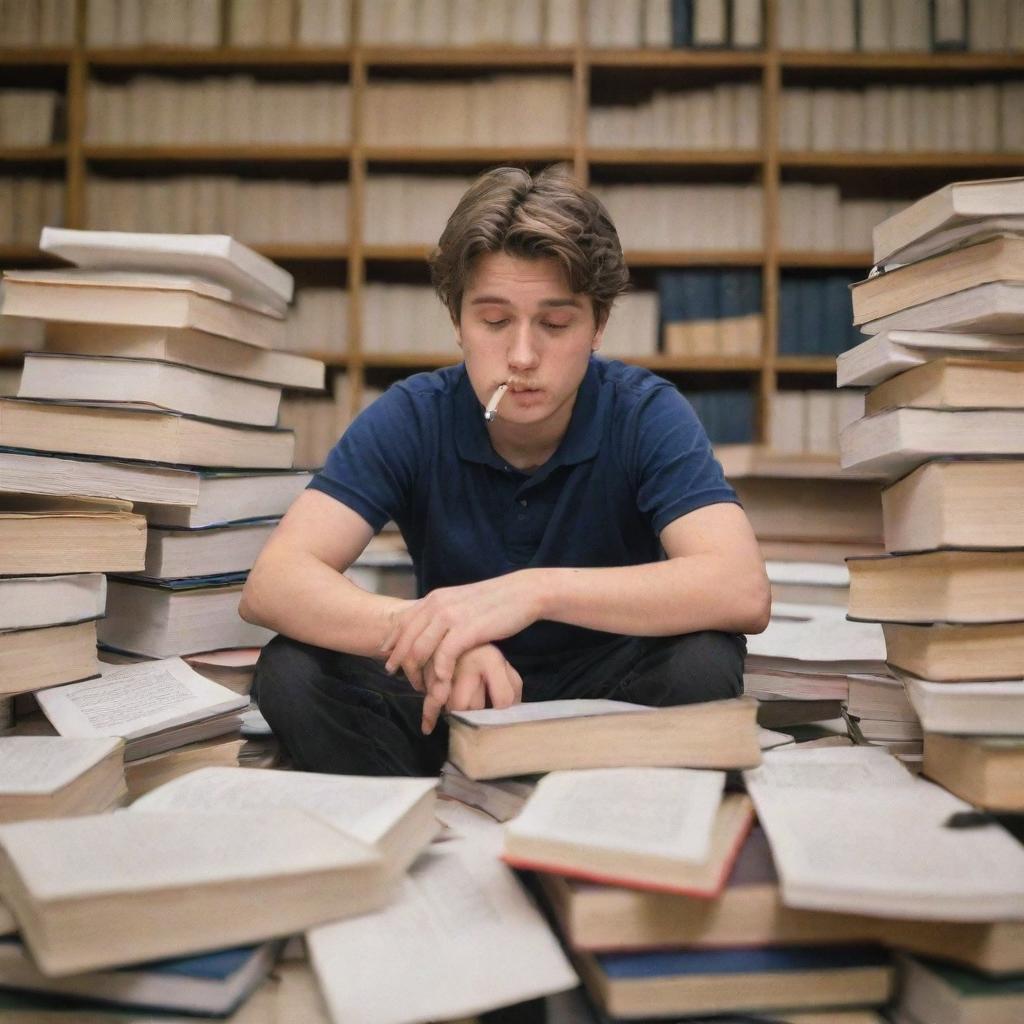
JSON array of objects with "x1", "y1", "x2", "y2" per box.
[{"x1": 486, "y1": 403, "x2": 574, "y2": 471}]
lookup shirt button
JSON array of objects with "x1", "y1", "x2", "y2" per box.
[{"x1": 519, "y1": 498, "x2": 528, "y2": 507}]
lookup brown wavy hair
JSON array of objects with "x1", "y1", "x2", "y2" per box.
[{"x1": 429, "y1": 165, "x2": 630, "y2": 327}]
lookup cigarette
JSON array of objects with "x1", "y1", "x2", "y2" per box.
[{"x1": 483, "y1": 383, "x2": 508, "y2": 422}]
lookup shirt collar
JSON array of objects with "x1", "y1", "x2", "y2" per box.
[{"x1": 454, "y1": 357, "x2": 602, "y2": 473}]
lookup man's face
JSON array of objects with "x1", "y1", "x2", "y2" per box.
[{"x1": 455, "y1": 251, "x2": 604, "y2": 432}]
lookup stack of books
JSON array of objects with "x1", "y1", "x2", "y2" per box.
[
  {"x1": 0, "y1": 228, "x2": 325, "y2": 668},
  {"x1": 838, "y1": 175, "x2": 1024, "y2": 807}
]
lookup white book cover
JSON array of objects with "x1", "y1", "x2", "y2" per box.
[
  {"x1": 858, "y1": 0, "x2": 891, "y2": 50},
  {"x1": 905, "y1": 677, "x2": 1024, "y2": 735},
  {"x1": 544, "y1": 0, "x2": 577, "y2": 45},
  {"x1": 36, "y1": 657, "x2": 248, "y2": 743},
  {"x1": 693, "y1": 0, "x2": 728, "y2": 45},
  {"x1": 776, "y1": 0, "x2": 804, "y2": 48},
  {"x1": 745, "y1": 746, "x2": 1024, "y2": 919},
  {"x1": 747, "y1": 603, "x2": 886, "y2": 671},
  {"x1": 38, "y1": 228, "x2": 294, "y2": 312},
  {"x1": 131, "y1": 767, "x2": 436, "y2": 850},
  {"x1": 0, "y1": 737, "x2": 122, "y2": 795},
  {"x1": 731, "y1": 0, "x2": 763, "y2": 46},
  {"x1": 0, "y1": 574, "x2": 106, "y2": 633},
  {"x1": 307, "y1": 839, "x2": 577, "y2": 1024},
  {"x1": 643, "y1": 0, "x2": 672, "y2": 46},
  {"x1": 506, "y1": 768, "x2": 725, "y2": 864}
]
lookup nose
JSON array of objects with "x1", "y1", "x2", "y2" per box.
[{"x1": 506, "y1": 322, "x2": 541, "y2": 372}]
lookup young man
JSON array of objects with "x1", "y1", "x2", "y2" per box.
[{"x1": 241, "y1": 166, "x2": 771, "y2": 777}]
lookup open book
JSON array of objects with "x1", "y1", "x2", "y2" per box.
[
  {"x1": 447, "y1": 698, "x2": 761, "y2": 780},
  {"x1": 0, "y1": 809, "x2": 390, "y2": 976},
  {"x1": 307, "y1": 838, "x2": 577, "y2": 1024},
  {"x1": 745, "y1": 746, "x2": 1024, "y2": 921},
  {"x1": 504, "y1": 768, "x2": 752, "y2": 897},
  {"x1": 36, "y1": 658, "x2": 248, "y2": 760},
  {"x1": 132, "y1": 767, "x2": 438, "y2": 877},
  {"x1": 0, "y1": 737, "x2": 125, "y2": 822}
]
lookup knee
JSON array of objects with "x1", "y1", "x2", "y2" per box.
[
  {"x1": 252, "y1": 634, "x2": 328, "y2": 717},
  {"x1": 623, "y1": 630, "x2": 745, "y2": 707},
  {"x1": 673, "y1": 630, "x2": 745, "y2": 701}
]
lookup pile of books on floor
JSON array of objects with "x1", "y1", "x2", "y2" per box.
[
  {"x1": 840, "y1": 174, "x2": 1024, "y2": 817},
  {"x1": 440, "y1": 697, "x2": 1024, "y2": 1023},
  {"x1": 0, "y1": 228, "x2": 325, "y2": 780}
]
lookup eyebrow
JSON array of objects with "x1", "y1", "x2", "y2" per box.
[{"x1": 469, "y1": 296, "x2": 582, "y2": 308}]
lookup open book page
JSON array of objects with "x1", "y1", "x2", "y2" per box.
[
  {"x1": 0, "y1": 810, "x2": 380, "y2": 898},
  {"x1": 506, "y1": 768, "x2": 725, "y2": 862},
  {"x1": 131, "y1": 767, "x2": 436, "y2": 847},
  {"x1": 307, "y1": 839, "x2": 577, "y2": 1024},
  {"x1": 748, "y1": 605, "x2": 886, "y2": 665},
  {"x1": 450, "y1": 698, "x2": 646, "y2": 728},
  {"x1": 745, "y1": 747, "x2": 1024, "y2": 920},
  {"x1": 765, "y1": 562, "x2": 850, "y2": 585},
  {"x1": 37, "y1": 658, "x2": 248, "y2": 741},
  {"x1": 0, "y1": 737, "x2": 122, "y2": 794}
]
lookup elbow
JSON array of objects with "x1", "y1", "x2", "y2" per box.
[
  {"x1": 238, "y1": 572, "x2": 266, "y2": 627},
  {"x1": 741, "y1": 571, "x2": 773, "y2": 635}
]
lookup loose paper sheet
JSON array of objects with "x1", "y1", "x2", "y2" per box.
[
  {"x1": 506, "y1": 768, "x2": 724, "y2": 862},
  {"x1": 132, "y1": 767, "x2": 435, "y2": 847},
  {"x1": 36, "y1": 657, "x2": 247, "y2": 741},
  {"x1": 307, "y1": 839, "x2": 577, "y2": 1024},
  {"x1": 745, "y1": 747, "x2": 1024, "y2": 920},
  {"x1": 451, "y1": 698, "x2": 645, "y2": 728},
  {"x1": 0, "y1": 736, "x2": 121, "y2": 794}
]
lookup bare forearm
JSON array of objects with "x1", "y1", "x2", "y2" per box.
[
  {"x1": 531, "y1": 556, "x2": 771, "y2": 637},
  {"x1": 240, "y1": 552, "x2": 408, "y2": 657}
]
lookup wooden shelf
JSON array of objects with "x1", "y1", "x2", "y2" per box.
[
  {"x1": 587, "y1": 49, "x2": 766, "y2": 69},
  {"x1": 6, "y1": 2, "x2": 1023, "y2": 446},
  {"x1": 633, "y1": 356, "x2": 763, "y2": 372},
  {"x1": 363, "y1": 46, "x2": 574, "y2": 68},
  {"x1": 252, "y1": 244, "x2": 349, "y2": 261},
  {"x1": 363, "y1": 145, "x2": 574, "y2": 164},
  {"x1": 588, "y1": 148, "x2": 762, "y2": 166},
  {"x1": 83, "y1": 145, "x2": 352, "y2": 162},
  {"x1": 781, "y1": 51, "x2": 1024, "y2": 71},
  {"x1": 776, "y1": 356, "x2": 839, "y2": 373},
  {"x1": 0, "y1": 48, "x2": 71, "y2": 65},
  {"x1": 781, "y1": 151, "x2": 1024, "y2": 169},
  {"x1": 623, "y1": 250, "x2": 764, "y2": 267},
  {"x1": 779, "y1": 251, "x2": 872, "y2": 268},
  {"x1": 364, "y1": 352, "x2": 461, "y2": 368},
  {"x1": 87, "y1": 47, "x2": 352, "y2": 67},
  {"x1": 0, "y1": 146, "x2": 66, "y2": 163}
]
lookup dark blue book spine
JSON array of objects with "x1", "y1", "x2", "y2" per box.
[
  {"x1": 737, "y1": 269, "x2": 762, "y2": 314},
  {"x1": 796, "y1": 277, "x2": 824, "y2": 356},
  {"x1": 821, "y1": 274, "x2": 850, "y2": 355},
  {"x1": 657, "y1": 270, "x2": 686, "y2": 325},
  {"x1": 930, "y1": 0, "x2": 968, "y2": 50},
  {"x1": 717, "y1": 271, "x2": 743, "y2": 320},
  {"x1": 672, "y1": 0, "x2": 693, "y2": 47},
  {"x1": 679, "y1": 269, "x2": 719, "y2": 322},
  {"x1": 778, "y1": 276, "x2": 801, "y2": 355}
]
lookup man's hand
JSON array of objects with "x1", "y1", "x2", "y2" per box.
[
  {"x1": 420, "y1": 643, "x2": 523, "y2": 735},
  {"x1": 380, "y1": 571, "x2": 542, "y2": 690}
]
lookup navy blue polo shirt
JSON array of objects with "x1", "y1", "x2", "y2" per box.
[{"x1": 309, "y1": 356, "x2": 738, "y2": 663}]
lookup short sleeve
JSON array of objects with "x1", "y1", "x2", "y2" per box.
[
  {"x1": 306, "y1": 386, "x2": 421, "y2": 533},
  {"x1": 628, "y1": 384, "x2": 739, "y2": 535}
]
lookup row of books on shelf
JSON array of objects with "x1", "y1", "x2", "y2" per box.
[
  {"x1": 362, "y1": 0, "x2": 577, "y2": 47},
  {"x1": 779, "y1": 185, "x2": 901, "y2": 253},
  {"x1": 588, "y1": 82, "x2": 760, "y2": 150},
  {"x1": 279, "y1": 376, "x2": 357, "y2": 469},
  {"x1": 779, "y1": 273, "x2": 863, "y2": 355},
  {"x1": 86, "y1": 177, "x2": 349, "y2": 244},
  {"x1": 283, "y1": 287, "x2": 348, "y2": 355},
  {"x1": 658, "y1": 268, "x2": 762, "y2": 356},
  {"x1": 588, "y1": 0, "x2": 763, "y2": 48},
  {"x1": 781, "y1": 0, "x2": 1024, "y2": 53},
  {"x1": 0, "y1": 0, "x2": 73, "y2": 46},
  {"x1": 594, "y1": 183, "x2": 763, "y2": 252},
  {"x1": 87, "y1": 79, "x2": 351, "y2": 147},
  {"x1": 0, "y1": 91, "x2": 61, "y2": 149},
  {"x1": 84, "y1": 0, "x2": 347, "y2": 48},
  {"x1": 364, "y1": 76, "x2": 573, "y2": 147},
  {"x1": 770, "y1": 388, "x2": 864, "y2": 455},
  {"x1": 0, "y1": 179, "x2": 63, "y2": 247},
  {"x1": 781, "y1": 82, "x2": 1024, "y2": 154}
]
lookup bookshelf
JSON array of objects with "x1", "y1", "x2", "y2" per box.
[{"x1": 0, "y1": 0, "x2": 1022, "y2": 445}]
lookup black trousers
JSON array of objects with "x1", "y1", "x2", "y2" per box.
[{"x1": 253, "y1": 630, "x2": 746, "y2": 777}]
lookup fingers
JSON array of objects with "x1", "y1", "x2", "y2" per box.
[{"x1": 421, "y1": 673, "x2": 451, "y2": 735}]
